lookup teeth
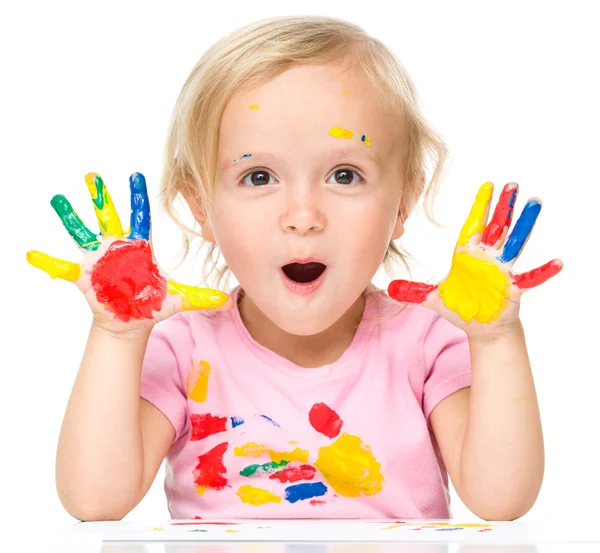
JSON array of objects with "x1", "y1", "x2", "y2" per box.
[{"x1": 282, "y1": 262, "x2": 326, "y2": 283}]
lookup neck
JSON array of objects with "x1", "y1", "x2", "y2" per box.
[{"x1": 238, "y1": 290, "x2": 367, "y2": 368}]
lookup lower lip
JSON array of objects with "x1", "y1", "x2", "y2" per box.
[{"x1": 280, "y1": 267, "x2": 327, "y2": 296}]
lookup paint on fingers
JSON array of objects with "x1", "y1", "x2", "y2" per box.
[
  {"x1": 26, "y1": 250, "x2": 82, "y2": 282},
  {"x1": 167, "y1": 281, "x2": 229, "y2": 310}
]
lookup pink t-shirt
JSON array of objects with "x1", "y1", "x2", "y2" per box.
[{"x1": 140, "y1": 285, "x2": 471, "y2": 519}]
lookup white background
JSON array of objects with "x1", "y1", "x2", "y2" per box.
[{"x1": 1, "y1": 0, "x2": 599, "y2": 545}]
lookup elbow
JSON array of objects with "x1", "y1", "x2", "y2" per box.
[{"x1": 57, "y1": 487, "x2": 137, "y2": 522}]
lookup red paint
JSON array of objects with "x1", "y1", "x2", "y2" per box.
[
  {"x1": 309, "y1": 402, "x2": 343, "y2": 438},
  {"x1": 193, "y1": 516, "x2": 203, "y2": 519},
  {"x1": 193, "y1": 442, "x2": 229, "y2": 492},
  {"x1": 482, "y1": 184, "x2": 518, "y2": 246},
  {"x1": 512, "y1": 259, "x2": 563, "y2": 290},
  {"x1": 388, "y1": 280, "x2": 437, "y2": 304},
  {"x1": 269, "y1": 464, "x2": 316, "y2": 483},
  {"x1": 478, "y1": 528, "x2": 493, "y2": 533},
  {"x1": 309, "y1": 499, "x2": 326, "y2": 506},
  {"x1": 191, "y1": 413, "x2": 228, "y2": 441},
  {"x1": 90, "y1": 240, "x2": 167, "y2": 322}
]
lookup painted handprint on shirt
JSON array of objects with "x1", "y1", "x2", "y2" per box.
[{"x1": 186, "y1": 360, "x2": 384, "y2": 506}]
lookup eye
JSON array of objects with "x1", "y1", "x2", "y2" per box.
[
  {"x1": 241, "y1": 169, "x2": 276, "y2": 186},
  {"x1": 326, "y1": 167, "x2": 363, "y2": 185}
]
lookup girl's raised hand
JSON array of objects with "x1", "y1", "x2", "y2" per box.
[
  {"x1": 27, "y1": 172, "x2": 229, "y2": 333},
  {"x1": 387, "y1": 182, "x2": 563, "y2": 337}
]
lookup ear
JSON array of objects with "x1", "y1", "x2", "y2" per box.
[
  {"x1": 391, "y1": 173, "x2": 425, "y2": 240},
  {"x1": 181, "y1": 186, "x2": 216, "y2": 243}
]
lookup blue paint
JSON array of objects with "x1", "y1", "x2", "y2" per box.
[
  {"x1": 231, "y1": 416, "x2": 245, "y2": 428},
  {"x1": 361, "y1": 135, "x2": 366, "y2": 142},
  {"x1": 284, "y1": 482, "x2": 327, "y2": 503},
  {"x1": 128, "y1": 172, "x2": 151, "y2": 240},
  {"x1": 260, "y1": 415, "x2": 280, "y2": 427},
  {"x1": 435, "y1": 527, "x2": 464, "y2": 532},
  {"x1": 497, "y1": 199, "x2": 541, "y2": 263},
  {"x1": 233, "y1": 153, "x2": 253, "y2": 164}
]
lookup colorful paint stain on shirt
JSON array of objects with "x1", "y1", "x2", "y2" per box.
[
  {"x1": 187, "y1": 360, "x2": 211, "y2": 402},
  {"x1": 90, "y1": 240, "x2": 167, "y2": 322},
  {"x1": 284, "y1": 482, "x2": 327, "y2": 504},
  {"x1": 240, "y1": 460, "x2": 289, "y2": 477},
  {"x1": 190, "y1": 413, "x2": 228, "y2": 441},
  {"x1": 315, "y1": 433, "x2": 383, "y2": 497},
  {"x1": 269, "y1": 464, "x2": 316, "y2": 483},
  {"x1": 236, "y1": 485, "x2": 281, "y2": 506},
  {"x1": 329, "y1": 126, "x2": 353, "y2": 139},
  {"x1": 259, "y1": 415, "x2": 280, "y2": 427},
  {"x1": 309, "y1": 402, "x2": 343, "y2": 438},
  {"x1": 234, "y1": 443, "x2": 309, "y2": 464},
  {"x1": 231, "y1": 416, "x2": 245, "y2": 428},
  {"x1": 193, "y1": 442, "x2": 229, "y2": 495}
]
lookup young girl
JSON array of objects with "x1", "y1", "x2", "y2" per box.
[{"x1": 27, "y1": 15, "x2": 562, "y2": 522}]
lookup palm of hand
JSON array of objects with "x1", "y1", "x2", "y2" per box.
[
  {"x1": 388, "y1": 182, "x2": 563, "y2": 334},
  {"x1": 27, "y1": 172, "x2": 228, "y2": 329}
]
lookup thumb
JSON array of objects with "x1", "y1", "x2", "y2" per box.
[{"x1": 388, "y1": 279, "x2": 438, "y2": 305}]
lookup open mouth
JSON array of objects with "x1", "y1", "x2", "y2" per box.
[{"x1": 281, "y1": 262, "x2": 327, "y2": 283}]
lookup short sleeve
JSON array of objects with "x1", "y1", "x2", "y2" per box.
[
  {"x1": 422, "y1": 313, "x2": 471, "y2": 419},
  {"x1": 140, "y1": 316, "x2": 191, "y2": 443}
]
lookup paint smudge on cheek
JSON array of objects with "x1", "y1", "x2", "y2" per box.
[
  {"x1": 438, "y1": 251, "x2": 511, "y2": 323},
  {"x1": 236, "y1": 485, "x2": 282, "y2": 506},
  {"x1": 249, "y1": 105, "x2": 260, "y2": 109},
  {"x1": 187, "y1": 360, "x2": 211, "y2": 402},
  {"x1": 233, "y1": 153, "x2": 253, "y2": 164},
  {"x1": 315, "y1": 433, "x2": 384, "y2": 497},
  {"x1": 193, "y1": 442, "x2": 229, "y2": 495},
  {"x1": 284, "y1": 482, "x2": 327, "y2": 503},
  {"x1": 309, "y1": 402, "x2": 343, "y2": 438},
  {"x1": 90, "y1": 240, "x2": 167, "y2": 322},
  {"x1": 269, "y1": 464, "x2": 316, "y2": 483},
  {"x1": 361, "y1": 134, "x2": 371, "y2": 146},
  {"x1": 342, "y1": 91, "x2": 351, "y2": 95},
  {"x1": 329, "y1": 126, "x2": 353, "y2": 139},
  {"x1": 190, "y1": 413, "x2": 228, "y2": 441}
]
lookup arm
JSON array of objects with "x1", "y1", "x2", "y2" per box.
[
  {"x1": 430, "y1": 319, "x2": 543, "y2": 520},
  {"x1": 56, "y1": 322, "x2": 175, "y2": 521}
]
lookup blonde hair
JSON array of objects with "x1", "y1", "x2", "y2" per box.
[{"x1": 159, "y1": 15, "x2": 450, "y2": 296}]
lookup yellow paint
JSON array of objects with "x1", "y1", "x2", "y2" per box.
[
  {"x1": 236, "y1": 485, "x2": 281, "y2": 506},
  {"x1": 26, "y1": 251, "x2": 81, "y2": 282},
  {"x1": 457, "y1": 181, "x2": 494, "y2": 246},
  {"x1": 249, "y1": 104, "x2": 260, "y2": 109},
  {"x1": 342, "y1": 91, "x2": 351, "y2": 95},
  {"x1": 84, "y1": 172, "x2": 125, "y2": 237},
  {"x1": 329, "y1": 126, "x2": 353, "y2": 139},
  {"x1": 195, "y1": 485, "x2": 208, "y2": 496},
  {"x1": 383, "y1": 522, "x2": 492, "y2": 530},
  {"x1": 187, "y1": 360, "x2": 211, "y2": 402},
  {"x1": 234, "y1": 443, "x2": 309, "y2": 463},
  {"x1": 363, "y1": 135, "x2": 371, "y2": 146},
  {"x1": 167, "y1": 280, "x2": 229, "y2": 310},
  {"x1": 438, "y1": 250, "x2": 511, "y2": 323},
  {"x1": 150, "y1": 526, "x2": 164, "y2": 532},
  {"x1": 315, "y1": 433, "x2": 383, "y2": 498},
  {"x1": 226, "y1": 529, "x2": 240, "y2": 533}
]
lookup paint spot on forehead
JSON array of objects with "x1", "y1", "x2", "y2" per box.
[
  {"x1": 361, "y1": 134, "x2": 371, "y2": 146},
  {"x1": 233, "y1": 153, "x2": 252, "y2": 164},
  {"x1": 249, "y1": 104, "x2": 260, "y2": 109},
  {"x1": 329, "y1": 126, "x2": 353, "y2": 139}
]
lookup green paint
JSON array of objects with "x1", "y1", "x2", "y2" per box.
[
  {"x1": 240, "y1": 460, "x2": 289, "y2": 477},
  {"x1": 51, "y1": 195, "x2": 100, "y2": 251}
]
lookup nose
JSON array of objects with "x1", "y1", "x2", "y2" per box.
[{"x1": 279, "y1": 186, "x2": 326, "y2": 236}]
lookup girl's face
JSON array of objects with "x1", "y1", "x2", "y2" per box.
[{"x1": 209, "y1": 62, "x2": 406, "y2": 336}]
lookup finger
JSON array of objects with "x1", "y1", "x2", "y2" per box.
[
  {"x1": 512, "y1": 259, "x2": 563, "y2": 290},
  {"x1": 497, "y1": 198, "x2": 542, "y2": 263},
  {"x1": 128, "y1": 172, "x2": 151, "y2": 240},
  {"x1": 167, "y1": 280, "x2": 230, "y2": 310},
  {"x1": 85, "y1": 172, "x2": 125, "y2": 237},
  {"x1": 457, "y1": 181, "x2": 494, "y2": 247},
  {"x1": 388, "y1": 279, "x2": 438, "y2": 304},
  {"x1": 26, "y1": 250, "x2": 82, "y2": 282},
  {"x1": 481, "y1": 182, "x2": 518, "y2": 247},
  {"x1": 50, "y1": 194, "x2": 101, "y2": 251}
]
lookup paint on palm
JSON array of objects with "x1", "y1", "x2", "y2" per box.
[
  {"x1": 26, "y1": 172, "x2": 229, "y2": 321},
  {"x1": 187, "y1": 360, "x2": 384, "y2": 506}
]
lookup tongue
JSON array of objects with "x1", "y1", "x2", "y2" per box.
[{"x1": 282, "y1": 262, "x2": 326, "y2": 283}]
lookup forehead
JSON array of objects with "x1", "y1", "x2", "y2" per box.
[{"x1": 218, "y1": 63, "x2": 402, "y2": 160}]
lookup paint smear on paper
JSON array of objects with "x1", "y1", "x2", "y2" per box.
[
  {"x1": 249, "y1": 105, "x2": 260, "y2": 109},
  {"x1": 193, "y1": 442, "x2": 228, "y2": 495},
  {"x1": 361, "y1": 134, "x2": 371, "y2": 146},
  {"x1": 240, "y1": 460, "x2": 289, "y2": 477},
  {"x1": 234, "y1": 443, "x2": 309, "y2": 463},
  {"x1": 270, "y1": 464, "x2": 316, "y2": 483},
  {"x1": 237, "y1": 485, "x2": 281, "y2": 506},
  {"x1": 329, "y1": 126, "x2": 353, "y2": 139},
  {"x1": 226, "y1": 529, "x2": 240, "y2": 533},
  {"x1": 309, "y1": 402, "x2": 343, "y2": 438},
  {"x1": 90, "y1": 240, "x2": 167, "y2": 322},
  {"x1": 190, "y1": 413, "x2": 228, "y2": 441},
  {"x1": 187, "y1": 360, "x2": 212, "y2": 402},
  {"x1": 315, "y1": 433, "x2": 383, "y2": 497},
  {"x1": 172, "y1": 522, "x2": 242, "y2": 526},
  {"x1": 231, "y1": 416, "x2": 245, "y2": 428},
  {"x1": 26, "y1": 251, "x2": 82, "y2": 282},
  {"x1": 285, "y1": 482, "x2": 327, "y2": 503}
]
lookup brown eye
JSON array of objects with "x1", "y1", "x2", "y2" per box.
[
  {"x1": 327, "y1": 168, "x2": 361, "y2": 185},
  {"x1": 243, "y1": 170, "x2": 275, "y2": 186}
]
